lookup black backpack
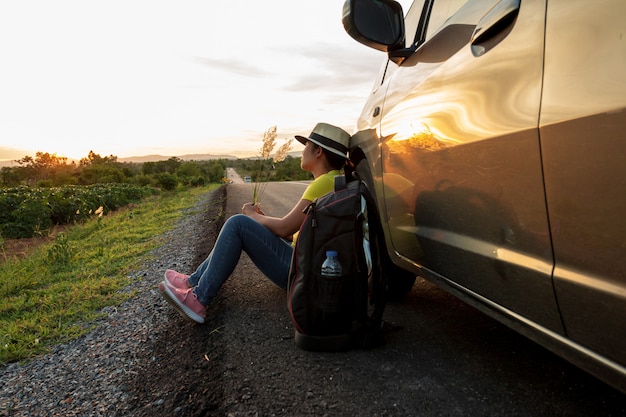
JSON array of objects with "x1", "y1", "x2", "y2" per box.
[{"x1": 287, "y1": 174, "x2": 386, "y2": 351}]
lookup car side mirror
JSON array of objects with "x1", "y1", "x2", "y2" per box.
[{"x1": 342, "y1": 0, "x2": 406, "y2": 53}]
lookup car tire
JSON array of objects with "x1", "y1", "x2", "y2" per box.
[
  {"x1": 351, "y1": 152, "x2": 416, "y2": 302},
  {"x1": 360, "y1": 184, "x2": 387, "y2": 326}
]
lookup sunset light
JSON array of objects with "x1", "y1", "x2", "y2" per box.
[{"x1": 0, "y1": 0, "x2": 416, "y2": 163}]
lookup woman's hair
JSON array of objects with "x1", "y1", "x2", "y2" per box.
[{"x1": 311, "y1": 143, "x2": 346, "y2": 170}]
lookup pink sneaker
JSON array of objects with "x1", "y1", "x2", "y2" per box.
[
  {"x1": 164, "y1": 269, "x2": 190, "y2": 289},
  {"x1": 158, "y1": 281, "x2": 206, "y2": 324}
]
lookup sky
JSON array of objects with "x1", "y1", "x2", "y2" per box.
[{"x1": 0, "y1": 0, "x2": 411, "y2": 162}]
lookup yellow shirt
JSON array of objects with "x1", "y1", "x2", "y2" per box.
[{"x1": 292, "y1": 170, "x2": 341, "y2": 244}]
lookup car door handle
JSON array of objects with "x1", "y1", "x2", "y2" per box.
[{"x1": 471, "y1": 0, "x2": 521, "y2": 56}]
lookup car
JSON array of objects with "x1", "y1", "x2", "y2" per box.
[{"x1": 342, "y1": 0, "x2": 626, "y2": 393}]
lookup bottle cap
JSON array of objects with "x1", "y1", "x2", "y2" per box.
[{"x1": 325, "y1": 250, "x2": 338, "y2": 257}]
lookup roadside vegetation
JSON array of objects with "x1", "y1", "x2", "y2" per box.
[
  {"x1": 0, "y1": 185, "x2": 217, "y2": 364},
  {"x1": 0, "y1": 184, "x2": 156, "y2": 239}
]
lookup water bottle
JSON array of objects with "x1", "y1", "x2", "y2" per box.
[
  {"x1": 321, "y1": 250, "x2": 342, "y2": 277},
  {"x1": 320, "y1": 250, "x2": 344, "y2": 333}
]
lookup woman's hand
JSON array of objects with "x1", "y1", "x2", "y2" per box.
[
  {"x1": 242, "y1": 202, "x2": 265, "y2": 216},
  {"x1": 242, "y1": 198, "x2": 310, "y2": 239}
]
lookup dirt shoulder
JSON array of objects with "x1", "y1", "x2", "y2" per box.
[{"x1": 123, "y1": 186, "x2": 228, "y2": 416}]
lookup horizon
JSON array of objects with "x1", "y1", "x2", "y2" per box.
[{"x1": 0, "y1": 148, "x2": 305, "y2": 168}]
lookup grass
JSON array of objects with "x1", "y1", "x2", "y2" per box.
[{"x1": 0, "y1": 184, "x2": 218, "y2": 365}]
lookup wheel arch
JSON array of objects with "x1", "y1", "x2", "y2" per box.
[{"x1": 349, "y1": 146, "x2": 416, "y2": 299}]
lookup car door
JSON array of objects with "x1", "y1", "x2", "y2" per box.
[
  {"x1": 540, "y1": 0, "x2": 626, "y2": 372},
  {"x1": 376, "y1": 0, "x2": 563, "y2": 331}
]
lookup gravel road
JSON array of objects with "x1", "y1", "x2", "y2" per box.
[{"x1": 1, "y1": 181, "x2": 624, "y2": 417}]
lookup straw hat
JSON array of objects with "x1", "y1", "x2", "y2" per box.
[{"x1": 295, "y1": 123, "x2": 350, "y2": 158}]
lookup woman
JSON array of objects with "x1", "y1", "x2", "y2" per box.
[{"x1": 159, "y1": 122, "x2": 350, "y2": 323}]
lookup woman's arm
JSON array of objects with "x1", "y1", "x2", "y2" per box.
[{"x1": 242, "y1": 199, "x2": 311, "y2": 239}]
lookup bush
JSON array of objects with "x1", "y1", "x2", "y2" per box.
[
  {"x1": 132, "y1": 174, "x2": 153, "y2": 187},
  {"x1": 156, "y1": 173, "x2": 178, "y2": 191},
  {"x1": 190, "y1": 176, "x2": 206, "y2": 187},
  {"x1": 37, "y1": 180, "x2": 54, "y2": 188}
]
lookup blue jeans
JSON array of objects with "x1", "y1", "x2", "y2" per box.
[{"x1": 187, "y1": 214, "x2": 293, "y2": 306}]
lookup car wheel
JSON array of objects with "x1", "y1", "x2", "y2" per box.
[
  {"x1": 360, "y1": 188, "x2": 386, "y2": 325},
  {"x1": 352, "y1": 152, "x2": 416, "y2": 303}
]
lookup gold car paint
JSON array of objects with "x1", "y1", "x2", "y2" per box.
[
  {"x1": 365, "y1": 0, "x2": 563, "y2": 331},
  {"x1": 540, "y1": 0, "x2": 626, "y2": 372},
  {"x1": 346, "y1": 0, "x2": 626, "y2": 392}
]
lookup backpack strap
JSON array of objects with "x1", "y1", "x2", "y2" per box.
[
  {"x1": 334, "y1": 174, "x2": 347, "y2": 192},
  {"x1": 334, "y1": 165, "x2": 363, "y2": 191}
]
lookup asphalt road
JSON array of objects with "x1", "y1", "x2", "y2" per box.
[
  {"x1": 213, "y1": 180, "x2": 625, "y2": 416},
  {"x1": 226, "y1": 167, "x2": 245, "y2": 184}
]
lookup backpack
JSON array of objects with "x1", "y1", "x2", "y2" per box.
[{"x1": 287, "y1": 174, "x2": 386, "y2": 351}]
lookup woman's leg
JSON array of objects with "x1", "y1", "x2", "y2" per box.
[
  {"x1": 187, "y1": 254, "x2": 210, "y2": 287},
  {"x1": 189, "y1": 214, "x2": 293, "y2": 306}
]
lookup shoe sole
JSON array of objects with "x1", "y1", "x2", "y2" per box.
[{"x1": 159, "y1": 281, "x2": 205, "y2": 324}]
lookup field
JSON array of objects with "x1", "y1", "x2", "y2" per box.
[{"x1": 0, "y1": 183, "x2": 156, "y2": 239}]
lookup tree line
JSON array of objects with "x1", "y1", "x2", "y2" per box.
[
  {"x1": 1, "y1": 151, "x2": 228, "y2": 190},
  {"x1": 0, "y1": 150, "x2": 309, "y2": 190}
]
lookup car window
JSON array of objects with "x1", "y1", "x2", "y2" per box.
[
  {"x1": 403, "y1": 0, "x2": 469, "y2": 48},
  {"x1": 425, "y1": 0, "x2": 469, "y2": 39},
  {"x1": 403, "y1": 0, "x2": 427, "y2": 47}
]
